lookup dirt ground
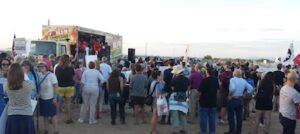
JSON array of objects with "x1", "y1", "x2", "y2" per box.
[{"x1": 38, "y1": 104, "x2": 300, "y2": 134}]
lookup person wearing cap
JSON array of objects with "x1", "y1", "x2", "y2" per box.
[
  {"x1": 279, "y1": 71, "x2": 300, "y2": 134},
  {"x1": 224, "y1": 69, "x2": 254, "y2": 134},
  {"x1": 169, "y1": 65, "x2": 190, "y2": 134},
  {"x1": 37, "y1": 62, "x2": 59, "y2": 134}
]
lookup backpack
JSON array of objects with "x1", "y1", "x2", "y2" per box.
[{"x1": 145, "y1": 82, "x2": 159, "y2": 106}]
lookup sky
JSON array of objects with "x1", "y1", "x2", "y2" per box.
[{"x1": 0, "y1": 0, "x2": 300, "y2": 58}]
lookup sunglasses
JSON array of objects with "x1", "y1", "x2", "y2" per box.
[{"x1": 1, "y1": 64, "x2": 9, "y2": 66}]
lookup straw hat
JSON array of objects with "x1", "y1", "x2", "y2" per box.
[
  {"x1": 37, "y1": 62, "x2": 47, "y2": 67},
  {"x1": 171, "y1": 65, "x2": 184, "y2": 75}
]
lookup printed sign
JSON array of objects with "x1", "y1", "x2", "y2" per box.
[
  {"x1": 42, "y1": 26, "x2": 78, "y2": 44},
  {"x1": 14, "y1": 38, "x2": 27, "y2": 55}
]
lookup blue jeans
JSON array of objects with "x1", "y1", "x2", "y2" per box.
[
  {"x1": 72, "y1": 83, "x2": 81, "y2": 103},
  {"x1": 109, "y1": 94, "x2": 125, "y2": 123},
  {"x1": 227, "y1": 98, "x2": 243, "y2": 134},
  {"x1": 199, "y1": 107, "x2": 216, "y2": 134},
  {"x1": 279, "y1": 113, "x2": 296, "y2": 134}
]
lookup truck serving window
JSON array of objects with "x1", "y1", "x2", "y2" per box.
[{"x1": 31, "y1": 41, "x2": 56, "y2": 56}]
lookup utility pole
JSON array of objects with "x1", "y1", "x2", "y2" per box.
[
  {"x1": 145, "y1": 41, "x2": 148, "y2": 56},
  {"x1": 48, "y1": 19, "x2": 50, "y2": 26}
]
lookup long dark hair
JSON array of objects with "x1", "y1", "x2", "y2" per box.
[
  {"x1": 58, "y1": 54, "x2": 70, "y2": 68},
  {"x1": 7, "y1": 63, "x2": 24, "y2": 90},
  {"x1": 110, "y1": 69, "x2": 120, "y2": 79},
  {"x1": 258, "y1": 72, "x2": 275, "y2": 92},
  {"x1": 108, "y1": 69, "x2": 121, "y2": 88},
  {"x1": 21, "y1": 60, "x2": 37, "y2": 76}
]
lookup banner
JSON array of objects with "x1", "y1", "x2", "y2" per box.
[
  {"x1": 106, "y1": 35, "x2": 122, "y2": 59},
  {"x1": 85, "y1": 55, "x2": 98, "y2": 68},
  {"x1": 14, "y1": 38, "x2": 27, "y2": 56},
  {"x1": 42, "y1": 26, "x2": 78, "y2": 44}
]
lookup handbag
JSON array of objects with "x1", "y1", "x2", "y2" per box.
[
  {"x1": 157, "y1": 96, "x2": 169, "y2": 116},
  {"x1": 145, "y1": 82, "x2": 159, "y2": 106}
]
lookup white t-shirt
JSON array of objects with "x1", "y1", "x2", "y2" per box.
[
  {"x1": 279, "y1": 85, "x2": 300, "y2": 120},
  {"x1": 38, "y1": 72, "x2": 58, "y2": 100},
  {"x1": 100, "y1": 63, "x2": 112, "y2": 80},
  {"x1": 81, "y1": 69, "x2": 106, "y2": 87},
  {"x1": 53, "y1": 64, "x2": 58, "y2": 74},
  {"x1": 24, "y1": 73, "x2": 29, "y2": 80}
]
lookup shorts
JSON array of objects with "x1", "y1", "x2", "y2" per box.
[
  {"x1": 170, "y1": 110, "x2": 187, "y2": 127},
  {"x1": 39, "y1": 98, "x2": 56, "y2": 117},
  {"x1": 57, "y1": 86, "x2": 74, "y2": 97},
  {"x1": 131, "y1": 96, "x2": 145, "y2": 106},
  {"x1": 219, "y1": 92, "x2": 229, "y2": 107}
]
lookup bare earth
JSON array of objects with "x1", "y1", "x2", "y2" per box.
[{"x1": 39, "y1": 104, "x2": 300, "y2": 134}]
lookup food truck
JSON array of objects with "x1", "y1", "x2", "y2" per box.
[{"x1": 41, "y1": 25, "x2": 123, "y2": 62}]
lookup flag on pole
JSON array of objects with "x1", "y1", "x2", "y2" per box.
[
  {"x1": 12, "y1": 33, "x2": 16, "y2": 57},
  {"x1": 183, "y1": 44, "x2": 190, "y2": 62}
]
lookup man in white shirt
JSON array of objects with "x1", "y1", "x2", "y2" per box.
[
  {"x1": 279, "y1": 71, "x2": 300, "y2": 134},
  {"x1": 99, "y1": 57, "x2": 112, "y2": 106}
]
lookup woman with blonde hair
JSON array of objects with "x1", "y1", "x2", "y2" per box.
[
  {"x1": 5, "y1": 63, "x2": 36, "y2": 134},
  {"x1": 55, "y1": 54, "x2": 75, "y2": 124}
]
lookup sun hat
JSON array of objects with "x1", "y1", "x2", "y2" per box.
[{"x1": 171, "y1": 65, "x2": 184, "y2": 75}]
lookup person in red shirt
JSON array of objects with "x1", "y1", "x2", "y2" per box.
[
  {"x1": 43, "y1": 55, "x2": 53, "y2": 71},
  {"x1": 78, "y1": 40, "x2": 87, "y2": 53},
  {"x1": 93, "y1": 39, "x2": 101, "y2": 55},
  {"x1": 218, "y1": 62, "x2": 233, "y2": 125}
]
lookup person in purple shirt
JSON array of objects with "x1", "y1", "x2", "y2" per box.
[{"x1": 187, "y1": 63, "x2": 204, "y2": 123}]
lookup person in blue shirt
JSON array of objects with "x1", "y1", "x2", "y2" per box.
[
  {"x1": 0, "y1": 59, "x2": 10, "y2": 115},
  {"x1": 243, "y1": 71, "x2": 254, "y2": 120},
  {"x1": 21, "y1": 60, "x2": 39, "y2": 99},
  {"x1": 150, "y1": 70, "x2": 165, "y2": 134},
  {"x1": 225, "y1": 69, "x2": 254, "y2": 134}
]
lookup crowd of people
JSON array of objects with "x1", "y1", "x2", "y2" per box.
[{"x1": 0, "y1": 52, "x2": 300, "y2": 134}]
